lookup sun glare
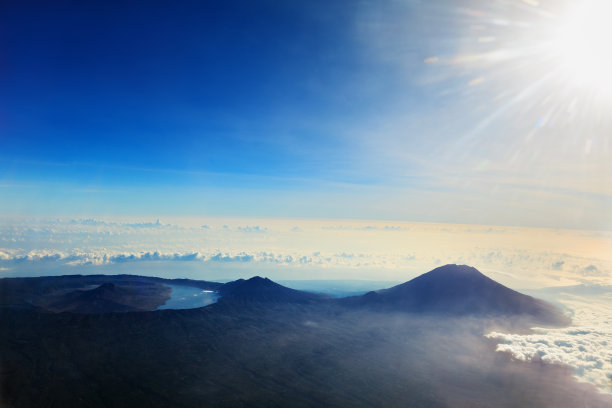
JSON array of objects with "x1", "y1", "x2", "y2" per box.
[{"x1": 553, "y1": 0, "x2": 612, "y2": 96}]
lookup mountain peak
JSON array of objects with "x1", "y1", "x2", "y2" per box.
[
  {"x1": 219, "y1": 276, "x2": 323, "y2": 304},
  {"x1": 245, "y1": 276, "x2": 273, "y2": 284},
  {"x1": 342, "y1": 264, "x2": 569, "y2": 326},
  {"x1": 403, "y1": 264, "x2": 498, "y2": 291},
  {"x1": 427, "y1": 264, "x2": 483, "y2": 276}
]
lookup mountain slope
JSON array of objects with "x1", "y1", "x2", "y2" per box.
[
  {"x1": 341, "y1": 264, "x2": 568, "y2": 325},
  {"x1": 218, "y1": 276, "x2": 325, "y2": 304},
  {"x1": 0, "y1": 274, "x2": 222, "y2": 313},
  {"x1": 48, "y1": 283, "x2": 144, "y2": 313}
]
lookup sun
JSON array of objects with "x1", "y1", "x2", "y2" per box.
[{"x1": 552, "y1": 0, "x2": 612, "y2": 96}]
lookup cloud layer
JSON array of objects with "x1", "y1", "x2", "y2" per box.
[
  {"x1": 487, "y1": 293, "x2": 612, "y2": 393},
  {"x1": 1, "y1": 217, "x2": 611, "y2": 287}
]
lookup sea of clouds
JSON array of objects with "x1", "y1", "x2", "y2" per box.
[
  {"x1": 487, "y1": 291, "x2": 612, "y2": 393},
  {"x1": 1, "y1": 217, "x2": 611, "y2": 287}
]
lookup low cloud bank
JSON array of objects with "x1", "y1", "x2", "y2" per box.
[
  {"x1": 0, "y1": 248, "x2": 388, "y2": 269},
  {"x1": 1, "y1": 217, "x2": 611, "y2": 288},
  {"x1": 487, "y1": 294, "x2": 612, "y2": 393}
]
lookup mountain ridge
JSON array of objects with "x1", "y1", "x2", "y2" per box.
[
  {"x1": 340, "y1": 264, "x2": 569, "y2": 326},
  {"x1": 218, "y1": 276, "x2": 326, "y2": 304},
  {"x1": 0, "y1": 266, "x2": 569, "y2": 327}
]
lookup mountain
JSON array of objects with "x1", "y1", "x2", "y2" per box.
[
  {"x1": 3, "y1": 273, "x2": 608, "y2": 408},
  {"x1": 47, "y1": 283, "x2": 145, "y2": 313},
  {"x1": 341, "y1": 264, "x2": 569, "y2": 325},
  {"x1": 218, "y1": 276, "x2": 325, "y2": 304},
  {"x1": 3, "y1": 270, "x2": 605, "y2": 407},
  {"x1": 0, "y1": 274, "x2": 223, "y2": 313}
]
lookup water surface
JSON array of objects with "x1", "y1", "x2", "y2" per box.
[{"x1": 157, "y1": 284, "x2": 218, "y2": 310}]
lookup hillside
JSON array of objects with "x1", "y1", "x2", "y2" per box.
[
  {"x1": 218, "y1": 276, "x2": 326, "y2": 304},
  {"x1": 341, "y1": 264, "x2": 569, "y2": 326}
]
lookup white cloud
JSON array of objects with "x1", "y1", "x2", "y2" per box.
[
  {"x1": 0, "y1": 217, "x2": 611, "y2": 287},
  {"x1": 487, "y1": 294, "x2": 612, "y2": 393},
  {"x1": 552, "y1": 260, "x2": 565, "y2": 270},
  {"x1": 236, "y1": 225, "x2": 267, "y2": 233},
  {"x1": 581, "y1": 265, "x2": 608, "y2": 277}
]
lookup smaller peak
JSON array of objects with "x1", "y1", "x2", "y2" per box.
[
  {"x1": 219, "y1": 276, "x2": 322, "y2": 304},
  {"x1": 246, "y1": 276, "x2": 272, "y2": 283}
]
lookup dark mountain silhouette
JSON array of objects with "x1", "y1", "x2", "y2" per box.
[
  {"x1": 341, "y1": 264, "x2": 568, "y2": 326},
  {"x1": 218, "y1": 276, "x2": 325, "y2": 304},
  {"x1": 1, "y1": 269, "x2": 567, "y2": 325},
  {"x1": 0, "y1": 274, "x2": 222, "y2": 313},
  {"x1": 2, "y1": 270, "x2": 603, "y2": 408},
  {"x1": 48, "y1": 283, "x2": 144, "y2": 313},
  {"x1": 2, "y1": 275, "x2": 608, "y2": 408}
]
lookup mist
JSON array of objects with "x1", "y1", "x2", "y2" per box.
[{"x1": 3, "y1": 296, "x2": 611, "y2": 407}]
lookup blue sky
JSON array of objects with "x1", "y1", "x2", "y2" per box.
[
  {"x1": 1, "y1": 0, "x2": 611, "y2": 229},
  {"x1": 2, "y1": 0, "x2": 417, "y2": 178}
]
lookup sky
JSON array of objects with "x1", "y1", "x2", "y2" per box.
[{"x1": 1, "y1": 0, "x2": 611, "y2": 230}]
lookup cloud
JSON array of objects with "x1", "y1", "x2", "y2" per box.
[
  {"x1": 67, "y1": 218, "x2": 168, "y2": 229},
  {"x1": 486, "y1": 295, "x2": 612, "y2": 394},
  {"x1": 0, "y1": 250, "x2": 208, "y2": 266},
  {"x1": 111, "y1": 252, "x2": 201, "y2": 263},
  {"x1": 2, "y1": 217, "x2": 612, "y2": 288},
  {"x1": 580, "y1": 265, "x2": 608, "y2": 277},
  {"x1": 552, "y1": 261, "x2": 565, "y2": 270},
  {"x1": 321, "y1": 225, "x2": 408, "y2": 231},
  {"x1": 68, "y1": 218, "x2": 109, "y2": 226},
  {"x1": 209, "y1": 252, "x2": 254, "y2": 262},
  {"x1": 236, "y1": 225, "x2": 267, "y2": 233}
]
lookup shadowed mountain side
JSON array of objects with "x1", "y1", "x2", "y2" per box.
[
  {"x1": 47, "y1": 283, "x2": 145, "y2": 313},
  {"x1": 0, "y1": 275, "x2": 223, "y2": 313},
  {"x1": 218, "y1": 276, "x2": 328, "y2": 304},
  {"x1": 340, "y1": 265, "x2": 569, "y2": 326},
  {"x1": 1, "y1": 304, "x2": 610, "y2": 408}
]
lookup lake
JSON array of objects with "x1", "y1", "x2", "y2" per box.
[{"x1": 156, "y1": 284, "x2": 219, "y2": 310}]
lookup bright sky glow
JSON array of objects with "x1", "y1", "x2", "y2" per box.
[{"x1": 552, "y1": 0, "x2": 612, "y2": 96}]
